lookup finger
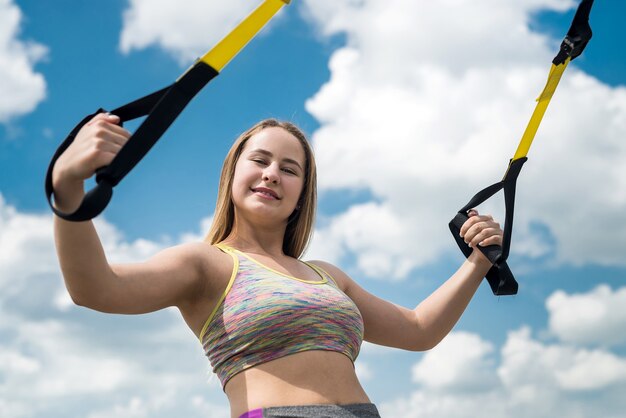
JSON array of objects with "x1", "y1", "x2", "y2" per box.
[
  {"x1": 463, "y1": 217, "x2": 501, "y2": 246},
  {"x1": 86, "y1": 112, "x2": 117, "y2": 126},
  {"x1": 89, "y1": 117, "x2": 130, "y2": 138},
  {"x1": 87, "y1": 122, "x2": 131, "y2": 148},
  {"x1": 470, "y1": 227, "x2": 503, "y2": 248},
  {"x1": 102, "y1": 116, "x2": 131, "y2": 138},
  {"x1": 91, "y1": 149, "x2": 119, "y2": 170},
  {"x1": 477, "y1": 233, "x2": 503, "y2": 247},
  {"x1": 102, "y1": 130, "x2": 131, "y2": 148},
  {"x1": 94, "y1": 135, "x2": 126, "y2": 154},
  {"x1": 460, "y1": 214, "x2": 491, "y2": 239},
  {"x1": 459, "y1": 212, "x2": 480, "y2": 237}
]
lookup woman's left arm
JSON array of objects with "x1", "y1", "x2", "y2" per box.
[{"x1": 316, "y1": 210, "x2": 502, "y2": 352}]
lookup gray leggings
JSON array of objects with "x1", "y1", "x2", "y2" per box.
[{"x1": 239, "y1": 403, "x2": 381, "y2": 418}]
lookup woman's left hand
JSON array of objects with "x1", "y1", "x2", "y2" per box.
[{"x1": 459, "y1": 209, "x2": 503, "y2": 264}]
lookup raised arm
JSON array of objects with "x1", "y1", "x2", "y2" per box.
[
  {"x1": 52, "y1": 113, "x2": 207, "y2": 314},
  {"x1": 319, "y1": 210, "x2": 501, "y2": 351},
  {"x1": 410, "y1": 210, "x2": 501, "y2": 348}
]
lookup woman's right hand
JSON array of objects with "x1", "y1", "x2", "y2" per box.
[{"x1": 52, "y1": 112, "x2": 131, "y2": 189}]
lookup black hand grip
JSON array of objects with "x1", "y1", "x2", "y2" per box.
[
  {"x1": 65, "y1": 178, "x2": 114, "y2": 221},
  {"x1": 449, "y1": 212, "x2": 503, "y2": 265},
  {"x1": 448, "y1": 158, "x2": 526, "y2": 296},
  {"x1": 486, "y1": 261, "x2": 518, "y2": 295},
  {"x1": 45, "y1": 61, "x2": 219, "y2": 222},
  {"x1": 449, "y1": 212, "x2": 518, "y2": 296},
  {"x1": 45, "y1": 109, "x2": 112, "y2": 221}
]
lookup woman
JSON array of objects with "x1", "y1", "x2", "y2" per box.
[{"x1": 52, "y1": 113, "x2": 503, "y2": 418}]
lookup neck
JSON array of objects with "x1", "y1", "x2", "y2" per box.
[{"x1": 223, "y1": 215, "x2": 288, "y2": 257}]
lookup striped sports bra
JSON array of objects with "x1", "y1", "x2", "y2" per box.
[{"x1": 199, "y1": 244, "x2": 364, "y2": 390}]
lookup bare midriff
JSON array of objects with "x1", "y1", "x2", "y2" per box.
[{"x1": 225, "y1": 350, "x2": 370, "y2": 418}]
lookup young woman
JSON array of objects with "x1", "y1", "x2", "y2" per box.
[{"x1": 52, "y1": 113, "x2": 503, "y2": 418}]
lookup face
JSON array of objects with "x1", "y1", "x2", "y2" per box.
[{"x1": 231, "y1": 127, "x2": 306, "y2": 227}]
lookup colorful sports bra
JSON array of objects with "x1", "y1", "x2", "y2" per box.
[{"x1": 199, "y1": 244, "x2": 364, "y2": 390}]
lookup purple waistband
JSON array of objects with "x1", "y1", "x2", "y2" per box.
[{"x1": 239, "y1": 408, "x2": 263, "y2": 418}]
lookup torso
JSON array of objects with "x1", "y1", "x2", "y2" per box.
[
  {"x1": 225, "y1": 350, "x2": 370, "y2": 418},
  {"x1": 177, "y1": 243, "x2": 370, "y2": 418}
]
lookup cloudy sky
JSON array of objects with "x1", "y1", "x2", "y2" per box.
[{"x1": 1, "y1": 0, "x2": 625, "y2": 417}]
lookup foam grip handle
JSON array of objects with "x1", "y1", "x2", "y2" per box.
[
  {"x1": 486, "y1": 260, "x2": 518, "y2": 295},
  {"x1": 449, "y1": 212, "x2": 518, "y2": 295},
  {"x1": 449, "y1": 212, "x2": 503, "y2": 265}
]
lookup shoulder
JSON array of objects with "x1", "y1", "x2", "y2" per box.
[
  {"x1": 177, "y1": 241, "x2": 234, "y2": 277},
  {"x1": 159, "y1": 241, "x2": 236, "y2": 308},
  {"x1": 153, "y1": 241, "x2": 220, "y2": 268},
  {"x1": 153, "y1": 242, "x2": 233, "y2": 288},
  {"x1": 305, "y1": 259, "x2": 352, "y2": 293}
]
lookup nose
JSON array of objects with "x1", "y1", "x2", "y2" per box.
[{"x1": 262, "y1": 163, "x2": 280, "y2": 184}]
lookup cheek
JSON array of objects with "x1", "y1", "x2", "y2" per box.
[
  {"x1": 231, "y1": 164, "x2": 251, "y2": 199},
  {"x1": 287, "y1": 177, "x2": 305, "y2": 200},
  {"x1": 232, "y1": 161, "x2": 255, "y2": 185}
]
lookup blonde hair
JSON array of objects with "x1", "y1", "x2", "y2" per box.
[{"x1": 205, "y1": 119, "x2": 317, "y2": 258}]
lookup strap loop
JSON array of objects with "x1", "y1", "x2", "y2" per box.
[
  {"x1": 448, "y1": 158, "x2": 526, "y2": 296},
  {"x1": 45, "y1": 0, "x2": 290, "y2": 221},
  {"x1": 553, "y1": 0, "x2": 593, "y2": 65},
  {"x1": 45, "y1": 62, "x2": 218, "y2": 221},
  {"x1": 449, "y1": 0, "x2": 593, "y2": 296}
]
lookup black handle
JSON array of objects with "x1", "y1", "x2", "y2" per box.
[
  {"x1": 45, "y1": 61, "x2": 219, "y2": 221},
  {"x1": 449, "y1": 212, "x2": 503, "y2": 265},
  {"x1": 44, "y1": 109, "x2": 114, "y2": 221},
  {"x1": 448, "y1": 158, "x2": 527, "y2": 296},
  {"x1": 449, "y1": 212, "x2": 518, "y2": 296}
]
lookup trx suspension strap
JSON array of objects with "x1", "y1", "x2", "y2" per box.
[
  {"x1": 45, "y1": 0, "x2": 290, "y2": 222},
  {"x1": 449, "y1": 0, "x2": 594, "y2": 295}
]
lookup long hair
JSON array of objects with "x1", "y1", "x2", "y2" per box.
[{"x1": 204, "y1": 119, "x2": 317, "y2": 259}]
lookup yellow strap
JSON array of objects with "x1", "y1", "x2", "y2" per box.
[
  {"x1": 199, "y1": 0, "x2": 289, "y2": 72},
  {"x1": 511, "y1": 57, "x2": 570, "y2": 161}
]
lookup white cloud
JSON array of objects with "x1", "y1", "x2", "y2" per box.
[
  {"x1": 546, "y1": 285, "x2": 626, "y2": 347},
  {"x1": 0, "y1": 194, "x2": 57, "y2": 285},
  {"x1": 381, "y1": 326, "x2": 626, "y2": 418},
  {"x1": 87, "y1": 397, "x2": 152, "y2": 418},
  {"x1": 412, "y1": 331, "x2": 497, "y2": 391},
  {"x1": 0, "y1": 194, "x2": 228, "y2": 417},
  {"x1": 308, "y1": 202, "x2": 426, "y2": 280},
  {"x1": 179, "y1": 215, "x2": 213, "y2": 244},
  {"x1": 119, "y1": 0, "x2": 280, "y2": 65},
  {"x1": 0, "y1": 194, "x2": 164, "y2": 294},
  {"x1": 379, "y1": 390, "x2": 510, "y2": 418},
  {"x1": 355, "y1": 360, "x2": 374, "y2": 381},
  {"x1": 0, "y1": 0, "x2": 47, "y2": 123},
  {"x1": 6, "y1": 319, "x2": 136, "y2": 397},
  {"x1": 301, "y1": 0, "x2": 626, "y2": 280},
  {"x1": 499, "y1": 326, "x2": 626, "y2": 393},
  {"x1": 86, "y1": 393, "x2": 229, "y2": 418}
]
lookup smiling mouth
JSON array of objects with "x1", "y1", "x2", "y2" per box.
[{"x1": 251, "y1": 188, "x2": 280, "y2": 200}]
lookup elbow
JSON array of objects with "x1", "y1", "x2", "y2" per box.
[
  {"x1": 67, "y1": 290, "x2": 91, "y2": 308},
  {"x1": 409, "y1": 315, "x2": 443, "y2": 351},
  {"x1": 422, "y1": 337, "x2": 443, "y2": 351},
  {"x1": 66, "y1": 287, "x2": 103, "y2": 310},
  {"x1": 409, "y1": 337, "x2": 439, "y2": 352},
  {"x1": 62, "y1": 274, "x2": 115, "y2": 311}
]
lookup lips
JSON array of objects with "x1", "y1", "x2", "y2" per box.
[{"x1": 251, "y1": 187, "x2": 280, "y2": 200}]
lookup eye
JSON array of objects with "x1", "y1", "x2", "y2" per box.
[
  {"x1": 252, "y1": 158, "x2": 267, "y2": 165},
  {"x1": 281, "y1": 167, "x2": 298, "y2": 175}
]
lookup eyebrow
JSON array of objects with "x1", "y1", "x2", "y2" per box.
[{"x1": 249, "y1": 148, "x2": 303, "y2": 171}]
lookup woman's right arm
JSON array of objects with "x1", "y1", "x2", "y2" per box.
[{"x1": 52, "y1": 113, "x2": 207, "y2": 314}]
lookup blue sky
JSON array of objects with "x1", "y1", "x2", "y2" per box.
[{"x1": 1, "y1": 0, "x2": 626, "y2": 417}]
